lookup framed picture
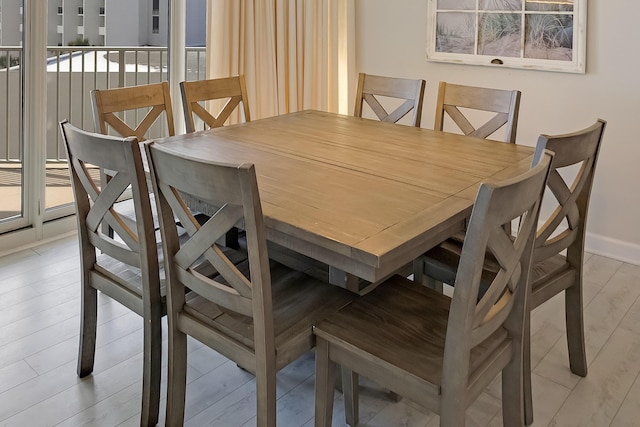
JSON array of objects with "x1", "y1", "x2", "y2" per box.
[{"x1": 426, "y1": 0, "x2": 586, "y2": 73}]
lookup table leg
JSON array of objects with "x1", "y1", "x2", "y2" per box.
[{"x1": 329, "y1": 267, "x2": 361, "y2": 293}]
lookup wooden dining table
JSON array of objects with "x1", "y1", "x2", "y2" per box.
[{"x1": 154, "y1": 110, "x2": 535, "y2": 292}]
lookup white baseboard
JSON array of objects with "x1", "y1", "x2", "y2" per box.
[
  {"x1": 0, "y1": 216, "x2": 77, "y2": 258},
  {"x1": 586, "y1": 232, "x2": 640, "y2": 266}
]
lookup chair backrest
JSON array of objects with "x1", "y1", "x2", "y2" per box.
[
  {"x1": 59, "y1": 120, "x2": 159, "y2": 303},
  {"x1": 531, "y1": 119, "x2": 606, "y2": 263},
  {"x1": 353, "y1": 73, "x2": 426, "y2": 127},
  {"x1": 91, "y1": 81, "x2": 175, "y2": 141},
  {"x1": 441, "y1": 151, "x2": 552, "y2": 399},
  {"x1": 145, "y1": 140, "x2": 273, "y2": 354},
  {"x1": 180, "y1": 75, "x2": 251, "y2": 133},
  {"x1": 434, "y1": 81, "x2": 521, "y2": 143}
]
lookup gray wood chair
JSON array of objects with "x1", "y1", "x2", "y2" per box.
[
  {"x1": 434, "y1": 81, "x2": 521, "y2": 143},
  {"x1": 354, "y1": 72, "x2": 426, "y2": 127},
  {"x1": 59, "y1": 120, "x2": 163, "y2": 427},
  {"x1": 314, "y1": 152, "x2": 552, "y2": 427},
  {"x1": 414, "y1": 119, "x2": 607, "y2": 424},
  {"x1": 144, "y1": 141, "x2": 355, "y2": 427},
  {"x1": 180, "y1": 75, "x2": 251, "y2": 133},
  {"x1": 91, "y1": 81, "x2": 175, "y2": 140},
  {"x1": 91, "y1": 81, "x2": 178, "y2": 236}
]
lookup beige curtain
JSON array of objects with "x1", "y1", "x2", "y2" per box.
[{"x1": 206, "y1": 0, "x2": 355, "y2": 120}]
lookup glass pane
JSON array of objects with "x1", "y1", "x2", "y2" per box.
[
  {"x1": 438, "y1": 0, "x2": 475, "y2": 10},
  {"x1": 185, "y1": 1, "x2": 208, "y2": 131},
  {"x1": 436, "y1": 12, "x2": 477, "y2": 54},
  {"x1": 526, "y1": 0, "x2": 573, "y2": 12},
  {"x1": 45, "y1": 0, "x2": 170, "y2": 213},
  {"x1": 524, "y1": 14, "x2": 573, "y2": 60},
  {"x1": 0, "y1": 3, "x2": 24, "y2": 223},
  {"x1": 480, "y1": 0, "x2": 523, "y2": 11},
  {"x1": 478, "y1": 13, "x2": 522, "y2": 57}
]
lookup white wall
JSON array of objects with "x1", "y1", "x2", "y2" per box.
[{"x1": 355, "y1": 0, "x2": 640, "y2": 265}]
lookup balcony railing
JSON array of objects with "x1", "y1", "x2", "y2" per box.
[
  {"x1": 0, "y1": 48, "x2": 22, "y2": 163},
  {"x1": 0, "y1": 45, "x2": 206, "y2": 163}
]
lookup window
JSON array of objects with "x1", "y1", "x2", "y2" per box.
[
  {"x1": 78, "y1": 6, "x2": 83, "y2": 15},
  {"x1": 99, "y1": 7, "x2": 105, "y2": 15},
  {"x1": 152, "y1": 0, "x2": 160, "y2": 15},
  {"x1": 426, "y1": 0, "x2": 586, "y2": 73},
  {"x1": 152, "y1": 16, "x2": 159, "y2": 34},
  {"x1": 57, "y1": 6, "x2": 63, "y2": 14}
]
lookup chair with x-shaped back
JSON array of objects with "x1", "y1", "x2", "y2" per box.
[
  {"x1": 434, "y1": 81, "x2": 521, "y2": 143},
  {"x1": 145, "y1": 140, "x2": 355, "y2": 427},
  {"x1": 180, "y1": 75, "x2": 251, "y2": 133},
  {"x1": 354, "y1": 72, "x2": 426, "y2": 127},
  {"x1": 91, "y1": 81, "x2": 175, "y2": 140},
  {"x1": 314, "y1": 151, "x2": 552, "y2": 427},
  {"x1": 414, "y1": 119, "x2": 606, "y2": 425},
  {"x1": 60, "y1": 120, "x2": 163, "y2": 426}
]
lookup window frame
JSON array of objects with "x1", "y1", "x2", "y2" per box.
[{"x1": 425, "y1": 0, "x2": 586, "y2": 74}]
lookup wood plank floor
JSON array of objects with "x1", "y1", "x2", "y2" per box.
[{"x1": 1, "y1": 234, "x2": 639, "y2": 426}]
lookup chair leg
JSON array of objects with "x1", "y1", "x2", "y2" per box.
[
  {"x1": 315, "y1": 339, "x2": 336, "y2": 427},
  {"x1": 166, "y1": 327, "x2": 188, "y2": 427},
  {"x1": 523, "y1": 312, "x2": 533, "y2": 426},
  {"x1": 413, "y1": 258, "x2": 425, "y2": 284},
  {"x1": 255, "y1": 354, "x2": 277, "y2": 427},
  {"x1": 77, "y1": 283, "x2": 98, "y2": 377},
  {"x1": 565, "y1": 284, "x2": 588, "y2": 377},
  {"x1": 440, "y1": 397, "x2": 467, "y2": 427},
  {"x1": 502, "y1": 347, "x2": 525, "y2": 427},
  {"x1": 140, "y1": 311, "x2": 162, "y2": 427},
  {"x1": 341, "y1": 366, "x2": 359, "y2": 427}
]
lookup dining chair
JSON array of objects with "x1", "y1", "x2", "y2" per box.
[
  {"x1": 354, "y1": 72, "x2": 426, "y2": 127},
  {"x1": 90, "y1": 81, "x2": 180, "y2": 238},
  {"x1": 144, "y1": 140, "x2": 356, "y2": 427},
  {"x1": 314, "y1": 152, "x2": 552, "y2": 427},
  {"x1": 414, "y1": 119, "x2": 607, "y2": 424},
  {"x1": 59, "y1": 120, "x2": 164, "y2": 427},
  {"x1": 91, "y1": 81, "x2": 175, "y2": 140},
  {"x1": 180, "y1": 75, "x2": 251, "y2": 133},
  {"x1": 434, "y1": 81, "x2": 521, "y2": 143}
]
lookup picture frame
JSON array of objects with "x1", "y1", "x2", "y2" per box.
[{"x1": 426, "y1": 0, "x2": 586, "y2": 74}]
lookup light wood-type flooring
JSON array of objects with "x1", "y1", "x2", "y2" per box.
[{"x1": 1, "y1": 234, "x2": 639, "y2": 426}]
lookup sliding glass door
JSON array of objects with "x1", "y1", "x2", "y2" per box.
[
  {"x1": 0, "y1": 0, "x2": 26, "y2": 232},
  {"x1": 44, "y1": 0, "x2": 171, "y2": 220},
  {"x1": 0, "y1": 0, "x2": 187, "y2": 251}
]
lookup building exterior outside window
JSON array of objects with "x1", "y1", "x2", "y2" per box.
[{"x1": 0, "y1": 0, "x2": 205, "y2": 47}]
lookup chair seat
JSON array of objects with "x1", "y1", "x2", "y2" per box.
[
  {"x1": 112, "y1": 194, "x2": 160, "y2": 230},
  {"x1": 183, "y1": 260, "x2": 355, "y2": 360},
  {"x1": 314, "y1": 275, "x2": 510, "y2": 388},
  {"x1": 530, "y1": 254, "x2": 574, "y2": 308},
  {"x1": 422, "y1": 239, "x2": 573, "y2": 305},
  {"x1": 530, "y1": 254, "x2": 570, "y2": 284}
]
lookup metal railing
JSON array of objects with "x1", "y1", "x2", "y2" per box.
[
  {"x1": 0, "y1": 47, "x2": 23, "y2": 163},
  {"x1": 0, "y1": 45, "x2": 206, "y2": 163}
]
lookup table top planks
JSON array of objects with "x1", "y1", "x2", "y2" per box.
[{"x1": 155, "y1": 110, "x2": 534, "y2": 283}]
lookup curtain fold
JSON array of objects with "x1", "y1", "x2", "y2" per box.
[{"x1": 206, "y1": 0, "x2": 354, "y2": 120}]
